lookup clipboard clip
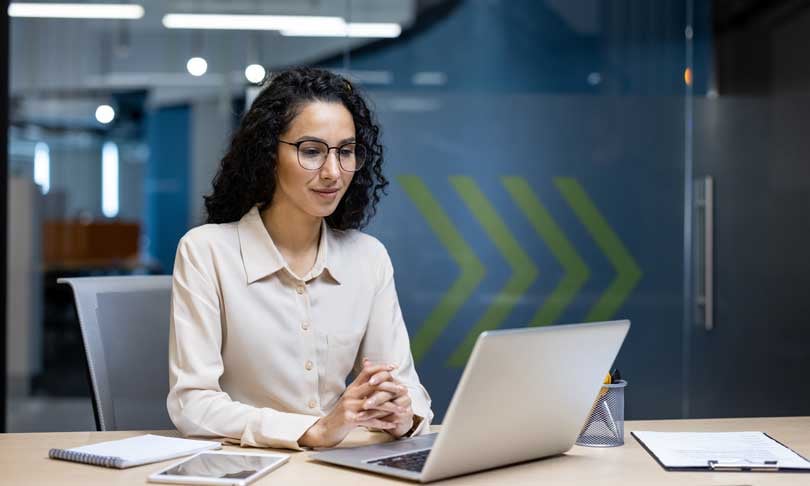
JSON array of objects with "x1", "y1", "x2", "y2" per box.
[{"x1": 707, "y1": 459, "x2": 779, "y2": 472}]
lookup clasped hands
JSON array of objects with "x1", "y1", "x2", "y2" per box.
[{"x1": 299, "y1": 358, "x2": 414, "y2": 448}]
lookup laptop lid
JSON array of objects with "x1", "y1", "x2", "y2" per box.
[{"x1": 420, "y1": 320, "x2": 629, "y2": 482}]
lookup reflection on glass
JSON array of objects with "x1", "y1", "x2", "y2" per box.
[
  {"x1": 101, "y1": 141, "x2": 119, "y2": 218},
  {"x1": 33, "y1": 142, "x2": 50, "y2": 194}
]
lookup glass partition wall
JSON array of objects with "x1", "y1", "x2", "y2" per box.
[{"x1": 6, "y1": 0, "x2": 810, "y2": 431}]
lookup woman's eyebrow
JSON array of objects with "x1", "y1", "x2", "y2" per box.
[
  {"x1": 295, "y1": 136, "x2": 357, "y2": 145},
  {"x1": 295, "y1": 135, "x2": 326, "y2": 143}
]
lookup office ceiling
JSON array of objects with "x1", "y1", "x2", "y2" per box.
[
  {"x1": 9, "y1": 0, "x2": 417, "y2": 94},
  {"x1": 9, "y1": 0, "x2": 424, "y2": 124}
]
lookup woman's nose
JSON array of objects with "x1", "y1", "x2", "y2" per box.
[{"x1": 320, "y1": 149, "x2": 341, "y2": 178}]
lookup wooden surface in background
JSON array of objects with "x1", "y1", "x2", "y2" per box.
[{"x1": 42, "y1": 220, "x2": 139, "y2": 267}]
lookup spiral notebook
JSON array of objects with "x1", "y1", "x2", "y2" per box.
[{"x1": 49, "y1": 434, "x2": 221, "y2": 469}]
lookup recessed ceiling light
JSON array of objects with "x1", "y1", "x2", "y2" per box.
[
  {"x1": 95, "y1": 104, "x2": 115, "y2": 124},
  {"x1": 244, "y1": 64, "x2": 266, "y2": 84},
  {"x1": 281, "y1": 22, "x2": 402, "y2": 38},
  {"x1": 187, "y1": 57, "x2": 208, "y2": 77}
]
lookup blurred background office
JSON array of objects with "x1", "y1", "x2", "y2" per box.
[{"x1": 2, "y1": 0, "x2": 809, "y2": 432}]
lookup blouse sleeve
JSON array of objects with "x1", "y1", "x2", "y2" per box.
[
  {"x1": 357, "y1": 243, "x2": 434, "y2": 436},
  {"x1": 167, "y1": 235, "x2": 319, "y2": 450}
]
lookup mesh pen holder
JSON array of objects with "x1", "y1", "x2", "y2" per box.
[{"x1": 576, "y1": 380, "x2": 626, "y2": 447}]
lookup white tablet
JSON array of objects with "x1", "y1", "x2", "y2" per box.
[{"x1": 148, "y1": 450, "x2": 289, "y2": 486}]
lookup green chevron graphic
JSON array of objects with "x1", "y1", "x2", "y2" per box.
[
  {"x1": 503, "y1": 177, "x2": 590, "y2": 326},
  {"x1": 555, "y1": 178, "x2": 642, "y2": 321},
  {"x1": 448, "y1": 176, "x2": 538, "y2": 367},
  {"x1": 398, "y1": 176, "x2": 486, "y2": 362}
]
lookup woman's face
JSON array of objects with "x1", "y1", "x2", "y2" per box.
[{"x1": 274, "y1": 101, "x2": 356, "y2": 220}]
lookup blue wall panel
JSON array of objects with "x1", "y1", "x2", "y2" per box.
[
  {"x1": 365, "y1": 95, "x2": 684, "y2": 421},
  {"x1": 145, "y1": 105, "x2": 190, "y2": 274},
  {"x1": 318, "y1": 0, "x2": 708, "y2": 421}
]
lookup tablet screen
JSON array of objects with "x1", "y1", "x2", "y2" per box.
[{"x1": 157, "y1": 452, "x2": 285, "y2": 481}]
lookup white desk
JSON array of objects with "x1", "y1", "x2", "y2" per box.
[{"x1": 2, "y1": 416, "x2": 808, "y2": 484}]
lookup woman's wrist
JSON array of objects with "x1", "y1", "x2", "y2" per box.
[
  {"x1": 299, "y1": 419, "x2": 326, "y2": 448},
  {"x1": 300, "y1": 414, "x2": 352, "y2": 448}
]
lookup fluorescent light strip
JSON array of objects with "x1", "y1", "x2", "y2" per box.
[
  {"x1": 9, "y1": 3, "x2": 144, "y2": 19},
  {"x1": 33, "y1": 142, "x2": 50, "y2": 194},
  {"x1": 281, "y1": 22, "x2": 401, "y2": 38},
  {"x1": 162, "y1": 13, "x2": 345, "y2": 31},
  {"x1": 102, "y1": 141, "x2": 119, "y2": 218}
]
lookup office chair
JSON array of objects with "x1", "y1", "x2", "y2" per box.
[{"x1": 58, "y1": 275, "x2": 175, "y2": 431}]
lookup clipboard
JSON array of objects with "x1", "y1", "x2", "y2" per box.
[{"x1": 632, "y1": 431, "x2": 810, "y2": 473}]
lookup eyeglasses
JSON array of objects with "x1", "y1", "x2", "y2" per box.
[{"x1": 279, "y1": 139, "x2": 368, "y2": 172}]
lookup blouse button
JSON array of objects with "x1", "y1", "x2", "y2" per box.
[
  {"x1": 301, "y1": 321, "x2": 310, "y2": 331},
  {"x1": 296, "y1": 285, "x2": 305, "y2": 294},
  {"x1": 305, "y1": 360, "x2": 314, "y2": 371},
  {"x1": 308, "y1": 399, "x2": 317, "y2": 409}
]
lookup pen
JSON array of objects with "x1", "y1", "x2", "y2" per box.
[{"x1": 598, "y1": 372, "x2": 611, "y2": 398}]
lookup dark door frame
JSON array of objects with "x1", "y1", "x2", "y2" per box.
[{"x1": 1, "y1": 0, "x2": 9, "y2": 432}]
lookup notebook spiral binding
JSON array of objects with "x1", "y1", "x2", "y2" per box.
[{"x1": 48, "y1": 448, "x2": 125, "y2": 469}]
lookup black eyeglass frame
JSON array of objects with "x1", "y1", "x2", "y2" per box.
[{"x1": 278, "y1": 139, "x2": 368, "y2": 172}]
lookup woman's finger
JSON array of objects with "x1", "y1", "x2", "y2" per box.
[
  {"x1": 351, "y1": 372, "x2": 398, "y2": 398},
  {"x1": 364, "y1": 400, "x2": 403, "y2": 415},
  {"x1": 345, "y1": 366, "x2": 394, "y2": 397},
  {"x1": 354, "y1": 363, "x2": 396, "y2": 385},
  {"x1": 356, "y1": 418, "x2": 396, "y2": 429},
  {"x1": 371, "y1": 381, "x2": 407, "y2": 396},
  {"x1": 363, "y1": 360, "x2": 402, "y2": 384},
  {"x1": 367, "y1": 370, "x2": 394, "y2": 386},
  {"x1": 375, "y1": 409, "x2": 413, "y2": 438},
  {"x1": 363, "y1": 391, "x2": 395, "y2": 409},
  {"x1": 354, "y1": 409, "x2": 391, "y2": 421},
  {"x1": 392, "y1": 393, "x2": 412, "y2": 407}
]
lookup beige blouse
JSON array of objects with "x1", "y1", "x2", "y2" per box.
[{"x1": 167, "y1": 206, "x2": 433, "y2": 450}]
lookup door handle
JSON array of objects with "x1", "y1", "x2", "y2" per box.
[{"x1": 695, "y1": 176, "x2": 714, "y2": 331}]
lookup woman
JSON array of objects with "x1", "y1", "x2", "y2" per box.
[{"x1": 167, "y1": 67, "x2": 433, "y2": 450}]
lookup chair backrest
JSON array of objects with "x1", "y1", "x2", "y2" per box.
[{"x1": 58, "y1": 275, "x2": 174, "y2": 431}]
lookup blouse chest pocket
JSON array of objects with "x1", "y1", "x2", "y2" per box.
[{"x1": 315, "y1": 330, "x2": 364, "y2": 407}]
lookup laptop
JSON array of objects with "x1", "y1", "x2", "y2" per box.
[{"x1": 311, "y1": 319, "x2": 630, "y2": 482}]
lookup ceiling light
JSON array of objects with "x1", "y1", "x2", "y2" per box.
[
  {"x1": 95, "y1": 104, "x2": 115, "y2": 124},
  {"x1": 9, "y1": 3, "x2": 144, "y2": 19},
  {"x1": 347, "y1": 23, "x2": 401, "y2": 38},
  {"x1": 163, "y1": 14, "x2": 344, "y2": 31},
  {"x1": 187, "y1": 57, "x2": 208, "y2": 77},
  {"x1": 244, "y1": 64, "x2": 266, "y2": 84},
  {"x1": 281, "y1": 22, "x2": 401, "y2": 38}
]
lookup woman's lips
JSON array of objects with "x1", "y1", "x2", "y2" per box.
[{"x1": 312, "y1": 188, "x2": 340, "y2": 200}]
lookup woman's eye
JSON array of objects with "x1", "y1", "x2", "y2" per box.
[
  {"x1": 302, "y1": 149, "x2": 322, "y2": 157},
  {"x1": 340, "y1": 149, "x2": 355, "y2": 157}
]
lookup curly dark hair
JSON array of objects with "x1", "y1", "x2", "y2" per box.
[{"x1": 204, "y1": 67, "x2": 388, "y2": 229}]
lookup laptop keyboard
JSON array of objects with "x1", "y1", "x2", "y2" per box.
[{"x1": 368, "y1": 449, "x2": 431, "y2": 472}]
